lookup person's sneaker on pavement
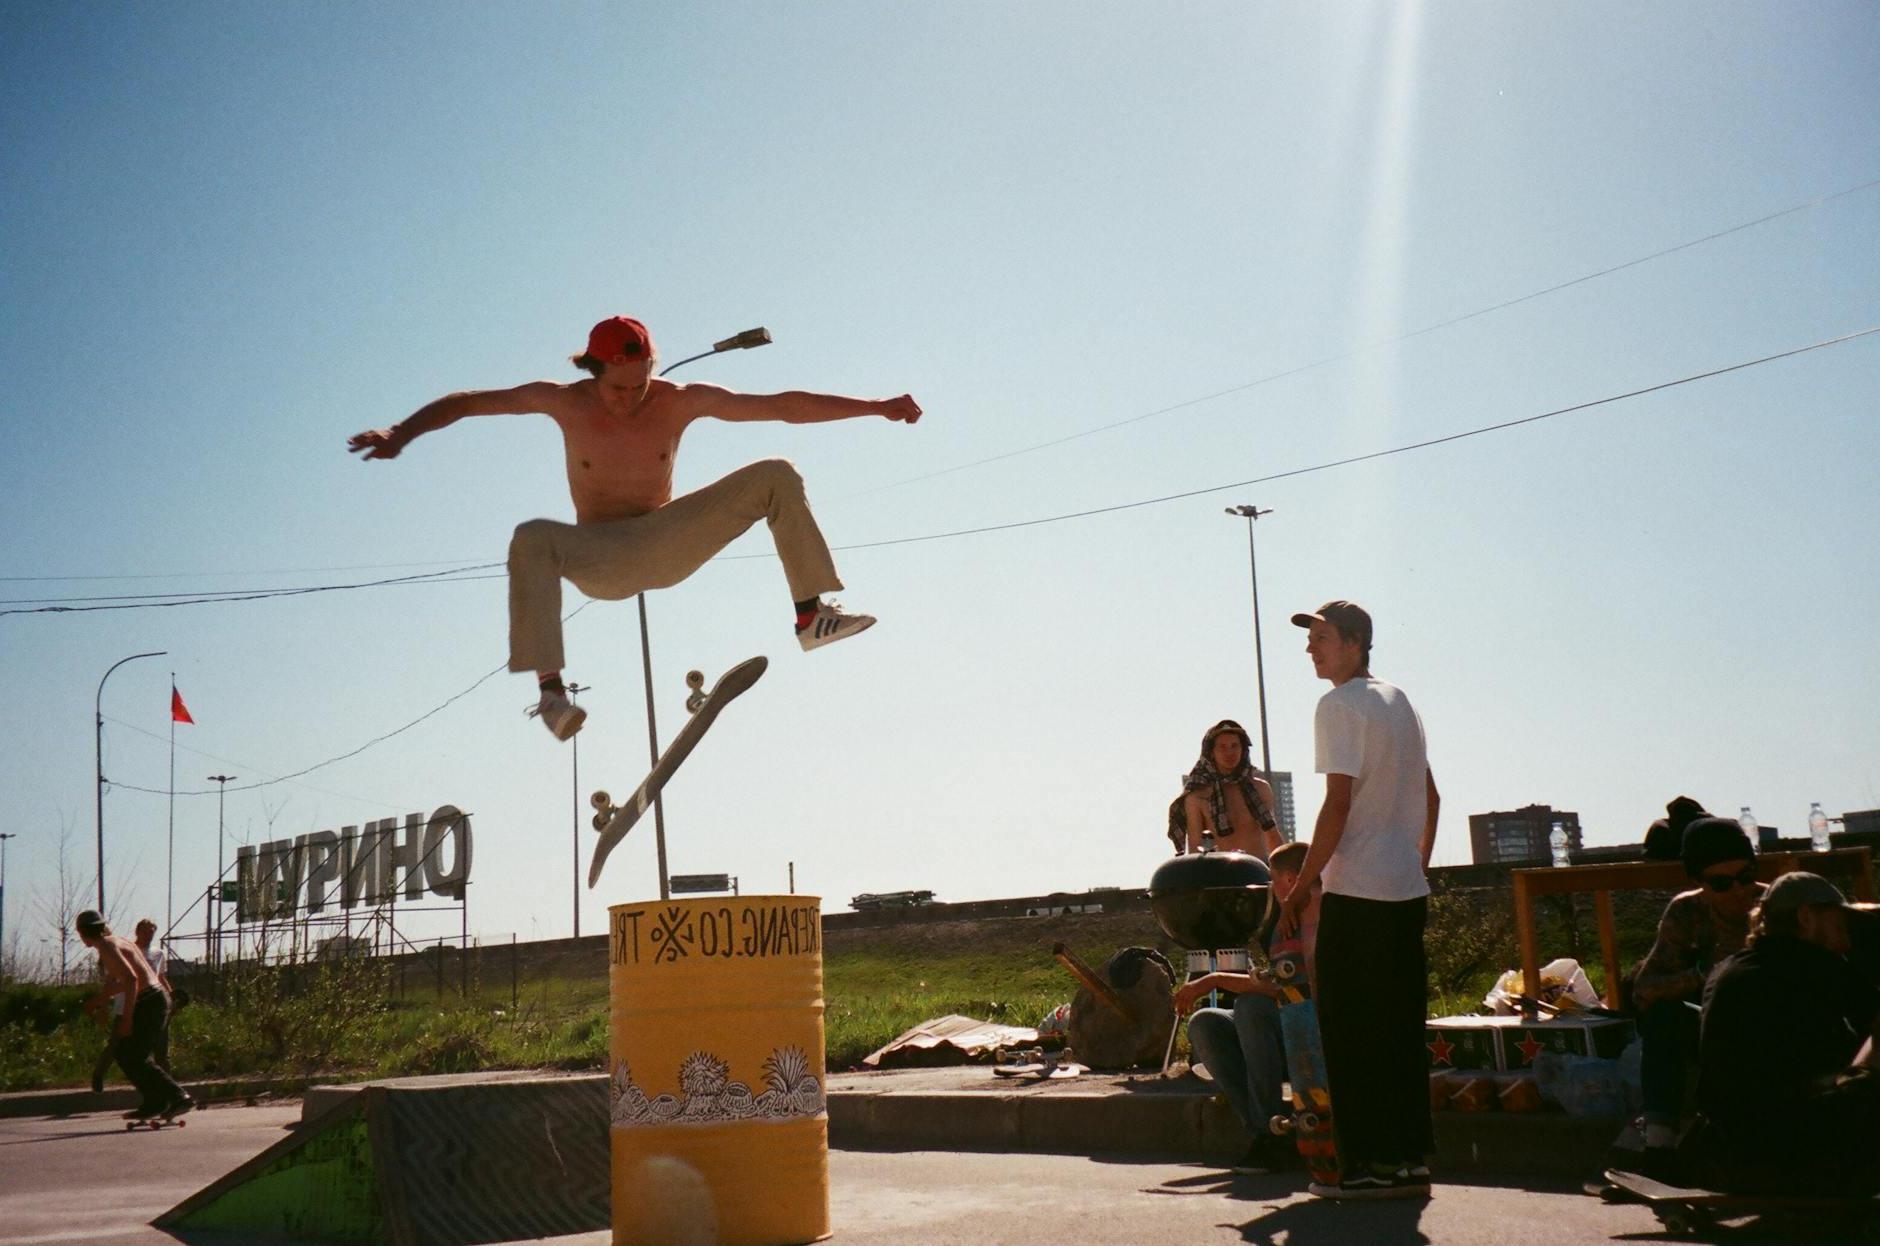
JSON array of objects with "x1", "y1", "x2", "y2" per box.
[
  {"x1": 527, "y1": 687, "x2": 587, "y2": 740},
  {"x1": 161, "y1": 1094, "x2": 195, "y2": 1121},
  {"x1": 1309, "y1": 1163, "x2": 1426, "y2": 1201},
  {"x1": 126, "y1": 1102, "x2": 162, "y2": 1121},
  {"x1": 796, "y1": 599, "x2": 876, "y2": 652}
]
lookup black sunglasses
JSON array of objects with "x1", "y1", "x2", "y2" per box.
[{"x1": 1702, "y1": 865, "x2": 1759, "y2": 892}]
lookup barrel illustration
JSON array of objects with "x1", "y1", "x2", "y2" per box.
[{"x1": 608, "y1": 896, "x2": 829, "y2": 1246}]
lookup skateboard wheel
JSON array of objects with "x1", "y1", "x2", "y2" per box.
[
  {"x1": 590, "y1": 790, "x2": 611, "y2": 811},
  {"x1": 1268, "y1": 1114, "x2": 1294, "y2": 1135},
  {"x1": 1297, "y1": 1112, "x2": 1319, "y2": 1131},
  {"x1": 591, "y1": 812, "x2": 610, "y2": 832},
  {"x1": 685, "y1": 670, "x2": 705, "y2": 690}
]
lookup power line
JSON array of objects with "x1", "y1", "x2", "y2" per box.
[
  {"x1": 840, "y1": 174, "x2": 1880, "y2": 499},
  {"x1": 731, "y1": 324, "x2": 1880, "y2": 555},
  {"x1": 0, "y1": 564, "x2": 503, "y2": 617},
  {"x1": 0, "y1": 558, "x2": 492, "y2": 583},
  {"x1": 102, "y1": 601, "x2": 595, "y2": 798},
  {"x1": 9, "y1": 324, "x2": 1876, "y2": 613},
  {"x1": 98, "y1": 714, "x2": 411, "y2": 811}
]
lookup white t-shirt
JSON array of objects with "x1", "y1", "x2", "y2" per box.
[
  {"x1": 1313, "y1": 676, "x2": 1430, "y2": 902},
  {"x1": 143, "y1": 945, "x2": 167, "y2": 979}
]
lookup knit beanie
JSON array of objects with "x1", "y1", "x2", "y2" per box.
[{"x1": 1680, "y1": 816, "x2": 1755, "y2": 878}]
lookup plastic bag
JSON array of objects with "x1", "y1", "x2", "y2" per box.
[
  {"x1": 1482, "y1": 957, "x2": 1601, "y2": 1015},
  {"x1": 1037, "y1": 1003, "x2": 1072, "y2": 1038},
  {"x1": 1531, "y1": 1050, "x2": 1629, "y2": 1118}
]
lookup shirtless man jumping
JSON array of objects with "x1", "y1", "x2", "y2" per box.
[{"x1": 349, "y1": 316, "x2": 920, "y2": 740}]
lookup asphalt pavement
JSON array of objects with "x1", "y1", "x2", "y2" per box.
[{"x1": 0, "y1": 1101, "x2": 1839, "y2": 1245}]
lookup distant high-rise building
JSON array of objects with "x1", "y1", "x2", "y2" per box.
[
  {"x1": 1268, "y1": 771, "x2": 1298, "y2": 843},
  {"x1": 1469, "y1": 804, "x2": 1583, "y2": 866}
]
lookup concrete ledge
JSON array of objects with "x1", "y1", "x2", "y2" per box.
[
  {"x1": 7, "y1": 1064, "x2": 1621, "y2": 1180},
  {"x1": 0, "y1": 1073, "x2": 311, "y2": 1121},
  {"x1": 301, "y1": 1068, "x2": 601, "y2": 1124}
]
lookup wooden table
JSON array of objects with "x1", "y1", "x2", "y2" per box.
[{"x1": 1509, "y1": 848, "x2": 1875, "y2": 1014}]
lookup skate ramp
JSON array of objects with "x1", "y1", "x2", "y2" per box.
[{"x1": 157, "y1": 1076, "x2": 609, "y2": 1245}]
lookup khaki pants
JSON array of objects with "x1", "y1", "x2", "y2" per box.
[{"x1": 507, "y1": 459, "x2": 843, "y2": 674}]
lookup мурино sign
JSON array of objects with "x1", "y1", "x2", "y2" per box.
[{"x1": 234, "y1": 805, "x2": 472, "y2": 923}]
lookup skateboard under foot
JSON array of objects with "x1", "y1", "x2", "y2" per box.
[{"x1": 126, "y1": 1115, "x2": 187, "y2": 1131}]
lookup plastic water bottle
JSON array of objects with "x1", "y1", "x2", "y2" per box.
[
  {"x1": 1810, "y1": 802, "x2": 1832, "y2": 853},
  {"x1": 1738, "y1": 806, "x2": 1758, "y2": 843},
  {"x1": 1549, "y1": 826, "x2": 1571, "y2": 868}
]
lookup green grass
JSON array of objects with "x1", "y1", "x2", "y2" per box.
[{"x1": 0, "y1": 886, "x2": 1681, "y2": 1093}]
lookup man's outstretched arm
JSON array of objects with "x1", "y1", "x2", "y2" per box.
[
  {"x1": 347, "y1": 382, "x2": 567, "y2": 460},
  {"x1": 688, "y1": 383, "x2": 921, "y2": 426}
]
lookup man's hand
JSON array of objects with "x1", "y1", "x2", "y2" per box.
[
  {"x1": 881, "y1": 394, "x2": 922, "y2": 424},
  {"x1": 1173, "y1": 976, "x2": 1215, "y2": 1016},
  {"x1": 347, "y1": 427, "x2": 404, "y2": 460},
  {"x1": 1276, "y1": 884, "x2": 1311, "y2": 939}
]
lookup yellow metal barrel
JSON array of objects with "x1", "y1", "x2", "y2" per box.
[{"x1": 608, "y1": 896, "x2": 829, "y2": 1246}]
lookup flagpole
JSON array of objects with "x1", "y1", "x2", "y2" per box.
[{"x1": 167, "y1": 676, "x2": 177, "y2": 937}]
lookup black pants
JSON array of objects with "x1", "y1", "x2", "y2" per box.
[
  {"x1": 1638, "y1": 998, "x2": 1701, "y2": 1127},
  {"x1": 1316, "y1": 891, "x2": 1433, "y2": 1169},
  {"x1": 116, "y1": 988, "x2": 186, "y2": 1109}
]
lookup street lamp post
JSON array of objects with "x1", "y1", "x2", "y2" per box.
[
  {"x1": 624, "y1": 327, "x2": 771, "y2": 902},
  {"x1": 0, "y1": 833, "x2": 16, "y2": 979},
  {"x1": 567, "y1": 683, "x2": 589, "y2": 937},
  {"x1": 208, "y1": 774, "x2": 236, "y2": 967},
  {"x1": 1224, "y1": 506, "x2": 1276, "y2": 781},
  {"x1": 96, "y1": 650, "x2": 166, "y2": 914}
]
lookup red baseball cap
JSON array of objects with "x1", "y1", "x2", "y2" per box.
[{"x1": 582, "y1": 316, "x2": 654, "y2": 364}]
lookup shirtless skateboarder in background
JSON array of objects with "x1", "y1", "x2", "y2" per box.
[{"x1": 349, "y1": 316, "x2": 921, "y2": 740}]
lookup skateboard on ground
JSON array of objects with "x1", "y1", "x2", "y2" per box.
[
  {"x1": 126, "y1": 1115, "x2": 187, "y2": 1131},
  {"x1": 1265, "y1": 933, "x2": 1340, "y2": 1186},
  {"x1": 1602, "y1": 1167, "x2": 1880, "y2": 1239},
  {"x1": 587, "y1": 656, "x2": 767, "y2": 888}
]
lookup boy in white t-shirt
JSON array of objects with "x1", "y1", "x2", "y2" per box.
[{"x1": 1277, "y1": 600, "x2": 1441, "y2": 1200}]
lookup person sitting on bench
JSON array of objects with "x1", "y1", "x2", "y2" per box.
[
  {"x1": 1629, "y1": 817, "x2": 1765, "y2": 1166},
  {"x1": 1695, "y1": 872, "x2": 1880, "y2": 1195},
  {"x1": 1175, "y1": 841, "x2": 1320, "y2": 1174}
]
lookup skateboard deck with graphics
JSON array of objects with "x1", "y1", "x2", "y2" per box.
[
  {"x1": 1266, "y1": 933, "x2": 1340, "y2": 1185},
  {"x1": 587, "y1": 656, "x2": 767, "y2": 888},
  {"x1": 1601, "y1": 1168, "x2": 1880, "y2": 1238}
]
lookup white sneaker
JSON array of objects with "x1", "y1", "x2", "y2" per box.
[
  {"x1": 527, "y1": 688, "x2": 587, "y2": 740},
  {"x1": 797, "y1": 600, "x2": 876, "y2": 652}
]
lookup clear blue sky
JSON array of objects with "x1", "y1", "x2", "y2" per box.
[{"x1": 3, "y1": 2, "x2": 1876, "y2": 966}]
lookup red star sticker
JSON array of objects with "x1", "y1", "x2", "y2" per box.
[
  {"x1": 1514, "y1": 1034, "x2": 1546, "y2": 1065},
  {"x1": 1426, "y1": 1035, "x2": 1455, "y2": 1065}
]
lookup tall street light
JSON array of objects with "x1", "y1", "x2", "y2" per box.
[
  {"x1": 208, "y1": 774, "x2": 236, "y2": 967},
  {"x1": 566, "y1": 682, "x2": 589, "y2": 938},
  {"x1": 1224, "y1": 506, "x2": 1276, "y2": 781},
  {"x1": 96, "y1": 650, "x2": 166, "y2": 913},
  {"x1": 0, "y1": 832, "x2": 16, "y2": 978},
  {"x1": 625, "y1": 327, "x2": 771, "y2": 902}
]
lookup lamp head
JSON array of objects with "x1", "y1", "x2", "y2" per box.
[{"x1": 714, "y1": 327, "x2": 773, "y2": 353}]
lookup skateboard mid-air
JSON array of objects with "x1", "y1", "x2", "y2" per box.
[{"x1": 587, "y1": 656, "x2": 768, "y2": 888}]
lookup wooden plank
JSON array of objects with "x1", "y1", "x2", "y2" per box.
[
  {"x1": 1505, "y1": 849, "x2": 1874, "y2": 1012},
  {"x1": 1512, "y1": 871, "x2": 1540, "y2": 1021},
  {"x1": 1594, "y1": 890, "x2": 1620, "y2": 1009}
]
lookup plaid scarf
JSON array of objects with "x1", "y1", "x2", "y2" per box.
[{"x1": 1166, "y1": 720, "x2": 1276, "y2": 853}]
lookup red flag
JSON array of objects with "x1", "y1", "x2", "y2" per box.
[{"x1": 171, "y1": 686, "x2": 194, "y2": 725}]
